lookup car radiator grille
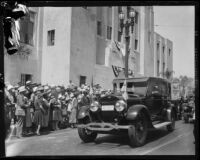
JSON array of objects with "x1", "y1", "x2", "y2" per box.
[
  {"x1": 90, "y1": 110, "x2": 118, "y2": 123},
  {"x1": 100, "y1": 111, "x2": 118, "y2": 123}
]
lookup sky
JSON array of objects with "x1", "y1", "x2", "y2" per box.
[{"x1": 153, "y1": 6, "x2": 195, "y2": 78}]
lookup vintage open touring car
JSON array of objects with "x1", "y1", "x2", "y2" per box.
[{"x1": 77, "y1": 77, "x2": 176, "y2": 147}]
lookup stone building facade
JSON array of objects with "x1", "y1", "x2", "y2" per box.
[{"x1": 4, "y1": 6, "x2": 173, "y2": 89}]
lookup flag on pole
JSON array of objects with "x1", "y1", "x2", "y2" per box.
[
  {"x1": 90, "y1": 76, "x2": 94, "y2": 95},
  {"x1": 121, "y1": 79, "x2": 128, "y2": 100}
]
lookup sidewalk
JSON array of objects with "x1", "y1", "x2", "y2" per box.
[{"x1": 5, "y1": 127, "x2": 76, "y2": 145}]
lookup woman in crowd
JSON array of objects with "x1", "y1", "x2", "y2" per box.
[
  {"x1": 69, "y1": 91, "x2": 79, "y2": 128},
  {"x1": 60, "y1": 95, "x2": 68, "y2": 128},
  {"x1": 41, "y1": 91, "x2": 50, "y2": 131},
  {"x1": 52, "y1": 95, "x2": 62, "y2": 130},
  {"x1": 24, "y1": 93, "x2": 32, "y2": 135},
  {"x1": 34, "y1": 87, "x2": 45, "y2": 135}
]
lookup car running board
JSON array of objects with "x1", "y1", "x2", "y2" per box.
[{"x1": 153, "y1": 122, "x2": 171, "y2": 129}]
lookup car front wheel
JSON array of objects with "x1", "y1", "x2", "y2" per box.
[
  {"x1": 128, "y1": 112, "x2": 148, "y2": 147},
  {"x1": 78, "y1": 127, "x2": 97, "y2": 143}
]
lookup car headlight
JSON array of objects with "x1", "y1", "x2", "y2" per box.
[
  {"x1": 90, "y1": 101, "x2": 100, "y2": 112},
  {"x1": 115, "y1": 100, "x2": 127, "y2": 112}
]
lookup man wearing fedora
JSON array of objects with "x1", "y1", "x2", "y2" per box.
[{"x1": 15, "y1": 86, "x2": 28, "y2": 138}]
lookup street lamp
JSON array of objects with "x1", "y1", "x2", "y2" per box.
[{"x1": 119, "y1": 7, "x2": 135, "y2": 78}]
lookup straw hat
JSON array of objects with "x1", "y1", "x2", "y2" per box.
[
  {"x1": 18, "y1": 86, "x2": 26, "y2": 93},
  {"x1": 33, "y1": 87, "x2": 38, "y2": 93},
  {"x1": 7, "y1": 85, "x2": 14, "y2": 91},
  {"x1": 26, "y1": 81, "x2": 31, "y2": 85},
  {"x1": 44, "y1": 85, "x2": 50, "y2": 90},
  {"x1": 58, "y1": 94, "x2": 62, "y2": 99},
  {"x1": 37, "y1": 86, "x2": 44, "y2": 92}
]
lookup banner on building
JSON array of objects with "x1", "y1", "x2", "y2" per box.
[{"x1": 112, "y1": 65, "x2": 134, "y2": 78}]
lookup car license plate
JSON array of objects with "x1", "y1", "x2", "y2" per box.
[{"x1": 102, "y1": 105, "x2": 114, "y2": 111}]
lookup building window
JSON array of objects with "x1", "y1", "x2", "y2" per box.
[
  {"x1": 169, "y1": 49, "x2": 171, "y2": 56},
  {"x1": 80, "y1": 76, "x2": 86, "y2": 87},
  {"x1": 19, "y1": 11, "x2": 35, "y2": 46},
  {"x1": 157, "y1": 43, "x2": 159, "y2": 51},
  {"x1": 163, "y1": 46, "x2": 165, "y2": 54},
  {"x1": 135, "y1": 11, "x2": 139, "y2": 24},
  {"x1": 47, "y1": 30, "x2": 55, "y2": 46},
  {"x1": 21, "y1": 74, "x2": 32, "y2": 85},
  {"x1": 157, "y1": 60, "x2": 160, "y2": 76},
  {"x1": 97, "y1": 21, "x2": 102, "y2": 36},
  {"x1": 148, "y1": 31, "x2": 151, "y2": 43},
  {"x1": 107, "y1": 26, "x2": 112, "y2": 40},
  {"x1": 118, "y1": 31, "x2": 122, "y2": 42},
  {"x1": 135, "y1": 39, "x2": 138, "y2": 50},
  {"x1": 163, "y1": 62, "x2": 165, "y2": 75}
]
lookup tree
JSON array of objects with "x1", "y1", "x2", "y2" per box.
[{"x1": 179, "y1": 75, "x2": 194, "y2": 97}]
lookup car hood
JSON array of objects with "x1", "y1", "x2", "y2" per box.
[
  {"x1": 99, "y1": 94, "x2": 123, "y2": 105},
  {"x1": 99, "y1": 94, "x2": 143, "y2": 105}
]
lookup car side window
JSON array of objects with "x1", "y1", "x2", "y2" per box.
[
  {"x1": 147, "y1": 81, "x2": 161, "y2": 96},
  {"x1": 160, "y1": 82, "x2": 168, "y2": 97}
]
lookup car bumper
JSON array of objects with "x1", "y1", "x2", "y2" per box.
[{"x1": 77, "y1": 122, "x2": 130, "y2": 132}]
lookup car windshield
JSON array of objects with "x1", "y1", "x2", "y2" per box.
[{"x1": 113, "y1": 81, "x2": 147, "y2": 97}]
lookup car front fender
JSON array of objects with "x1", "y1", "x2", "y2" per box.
[
  {"x1": 77, "y1": 105, "x2": 90, "y2": 120},
  {"x1": 126, "y1": 104, "x2": 151, "y2": 121}
]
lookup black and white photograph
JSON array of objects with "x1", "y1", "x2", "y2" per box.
[{"x1": 0, "y1": 1, "x2": 197, "y2": 157}]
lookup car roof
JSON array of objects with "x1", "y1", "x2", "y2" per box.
[{"x1": 113, "y1": 76, "x2": 171, "y2": 84}]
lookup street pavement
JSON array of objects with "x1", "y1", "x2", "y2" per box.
[{"x1": 5, "y1": 120, "x2": 195, "y2": 156}]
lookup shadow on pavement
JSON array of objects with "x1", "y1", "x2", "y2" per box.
[{"x1": 93, "y1": 129, "x2": 170, "y2": 147}]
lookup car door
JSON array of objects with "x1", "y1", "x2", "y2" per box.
[
  {"x1": 145, "y1": 79, "x2": 162, "y2": 117},
  {"x1": 158, "y1": 81, "x2": 168, "y2": 115}
]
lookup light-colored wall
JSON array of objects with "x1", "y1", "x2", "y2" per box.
[
  {"x1": 94, "y1": 65, "x2": 115, "y2": 89},
  {"x1": 154, "y1": 32, "x2": 173, "y2": 79},
  {"x1": 41, "y1": 7, "x2": 72, "y2": 86},
  {"x1": 4, "y1": 7, "x2": 41, "y2": 85},
  {"x1": 70, "y1": 7, "x2": 96, "y2": 86},
  {"x1": 166, "y1": 39, "x2": 173, "y2": 73},
  {"x1": 143, "y1": 6, "x2": 154, "y2": 77},
  {"x1": 139, "y1": 6, "x2": 154, "y2": 77}
]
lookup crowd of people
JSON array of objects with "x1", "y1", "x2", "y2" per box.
[{"x1": 4, "y1": 80, "x2": 112, "y2": 138}]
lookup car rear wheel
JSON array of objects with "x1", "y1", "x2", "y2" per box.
[
  {"x1": 167, "y1": 110, "x2": 175, "y2": 132},
  {"x1": 78, "y1": 127, "x2": 97, "y2": 143},
  {"x1": 128, "y1": 112, "x2": 148, "y2": 147}
]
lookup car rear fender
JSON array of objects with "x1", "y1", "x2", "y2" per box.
[
  {"x1": 77, "y1": 105, "x2": 90, "y2": 120},
  {"x1": 126, "y1": 104, "x2": 153, "y2": 127}
]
